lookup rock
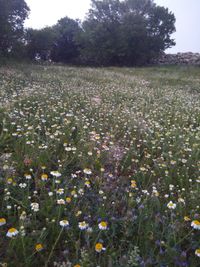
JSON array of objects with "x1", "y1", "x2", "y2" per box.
[{"x1": 153, "y1": 52, "x2": 200, "y2": 66}]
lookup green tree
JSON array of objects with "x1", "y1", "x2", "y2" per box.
[
  {"x1": 147, "y1": 5, "x2": 176, "y2": 51},
  {"x1": 26, "y1": 27, "x2": 57, "y2": 60},
  {"x1": 80, "y1": 0, "x2": 176, "y2": 66},
  {"x1": 51, "y1": 17, "x2": 81, "y2": 63},
  {"x1": 0, "y1": 0, "x2": 29, "y2": 56},
  {"x1": 79, "y1": 0, "x2": 122, "y2": 65}
]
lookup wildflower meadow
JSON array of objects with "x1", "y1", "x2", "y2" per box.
[{"x1": 0, "y1": 63, "x2": 199, "y2": 267}]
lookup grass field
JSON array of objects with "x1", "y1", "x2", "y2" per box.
[{"x1": 0, "y1": 63, "x2": 200, "y2": 267}]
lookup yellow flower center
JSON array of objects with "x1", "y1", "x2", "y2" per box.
[
  {"x1": 95, "y1": 243, "x2": 103, "y2": 251},
  {"x1": 131, "y1": 180, "x2": 137, "y2": 188},
  {"x1": 66, "y1": 197, "x2": 71, "y2": 203},
  {"x1": 8, "y1": 228, "x2": 17, "y2": 233},
  {"x1": 100, "y1": 221, "x2": 107, "y2": 227},
  {"x1": 7, "y1": 178, "x2": 13, "y2": 184},
  {"x1": 184, "y1": 216, "x2": 191, "y2": 221},
  {"x1": 41, "y1": 174, "x2": 48, "y2": 179},
  {"x1": 193, "y1": 220, "x2": 200, "y2": 225},
  {"x1": 35, "y1": 243, "x2": 43, "y2": 251},
  {"x1": 0, "y1": 218, "x2": 6, "y2": 224},
  {"x1": 71, "y1": 190, "x2": 76, "y2": 195}
]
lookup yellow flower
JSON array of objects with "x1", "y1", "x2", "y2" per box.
[
  {"x1": 153, "y1": 191, "x2": 159, "y2": 197},
  {"x1": 95, "y1": 134, "x2": 100, "y2": 140},
  {"x1": 83, "y1": 168, "x2": 92, "y2": 175},
  {"x1": 191, "y1": 220, "x2": 200, "y2": 230},
  {"x1": 50, "y1": 171, "x2": 61, "y2": 177},
  {"x1": 98, "y1": 221, "x2": 108, "y2": 230},
  {"x1": 66, "y1": 197, "x2": 71, "y2": 203},
  {"x1": 95, "y1": 242, "x2": 105, "y2": 253},
  {"x1": 167, "y1": 201, "x2": 176, "y2": 209},
  {"x1": 6, "y1": 228, "x2": 19, "y2": 237},
  {"x1": 75, "y1": 210, "x2": 82, "y2": 217},
  {"x1": 59, "y1": 220, "x2": 69, "y2": 227},
  {"x1": 74, "y1": 265, "x2": 81, "y2": 267},
  {"x1": 78, "y1": 221, "x2": 88, "y2": 230},
  {"x1": 7, "y1": 178, "x2": 13, "y2": 184},
  {"x1": 131, "y1": 180, "x2": 137, "y2": 188},
  {"x1": 85, "y1": 181, "x2": 91, "y2": 187},
  {"x1": 24, "y1": 173, "x2": 31, "y2": 179},
  {"x1": 184, "y1": 216, "x2": 191, "y2": 221},
  {"x1": 41, "y1": 174, "x2": 48, "y2": 181},
  {"x1": 56, "y1": 188, "x2": 64, "y2": 195},
  {"x1": 71, "y1": 190, "x2": 76, "y2": 196},
  {"x1": 0, "y1": 218, "x2": 6, "y2": 226},
  {"x1": 195, "y1": 248, "x2": 200, "y2": 257},
  {"x1": 35, "y1": 243, "x2": 43, "y2": 252},
  {"x1": 57, "y1": 199, "x2": 65, "y2": 205}
]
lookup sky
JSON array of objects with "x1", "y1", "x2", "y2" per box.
[{"x1": 24, "y1": 0, "x2": 200, "y2": 53}]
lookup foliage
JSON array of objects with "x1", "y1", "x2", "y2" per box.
[
  {"x1": 25, "y1": 17, "x2": 81, "y2": 63},
  {"x1": 79, "y1": 0, "x2": 176, "y2": 65},
  {"x1": 51, "y1": 17, "x2": 81, "y2": 63},
  {"x1": 0, "y1": 0, "x2": 175, "y2": 66},
  {"x1": 0, "y1": 0, "x2": 29, "y2": 56},
  {"x1": 26, "y1": 27, "x2": 57, "y2": 60}
]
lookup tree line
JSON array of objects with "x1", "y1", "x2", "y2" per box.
[{"x1": 0, "y1": 0, "x2": 176, "y2": 66}]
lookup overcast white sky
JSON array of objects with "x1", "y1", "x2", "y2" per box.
[{"x1": 24, "y1": 0, "x2": 200, "y2": 53}]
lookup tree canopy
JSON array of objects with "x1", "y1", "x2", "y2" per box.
[
  {"x1": 79, "y1": 0, "x2": 176, "y2": 65},
  {"x1": 0, "y1": 0, "x2": 176, "y2": 66},
  {"x1": 26, "y1": 27, "x2": 57, "y2": 61},
  {"x1": 0, "y1": 0, "x2": 29, "y2": 56},
  {"x1": 51, "y1": 17, "x2": 81, "y2": 63}
]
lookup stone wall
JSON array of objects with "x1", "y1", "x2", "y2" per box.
[{"x1": 155, "y1": 52, "x2": 200, "y2": 66}]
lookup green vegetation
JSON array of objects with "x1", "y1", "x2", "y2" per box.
[
  {"x1": 0, "y1": 0, "x2": 29, "y2": 58},
  {"x1": 0, "y1": 63, "x2": 200, "y2": 266},
  {"x1": 0, "y1": 0, "x2": 176, "y2": 66}
]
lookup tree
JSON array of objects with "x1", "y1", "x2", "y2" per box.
[
  {"x1": 79, "y1": 0, "x2": 122, "y2": 65},
  {"x1": 25, "y1": 17, "x2": 81, "y2": 63},
  {"x1": 26, "y1": 27, "x2": 57, "y2": 60},
  {"x1": 147, "y1": 5, "x2": 176, "y2": 51},
  {"x1": 80, "y1": 0, "x2": 176, "y2": 66},
  {"x1": 0, "y1": 0, "x2": 30, "y2": 56},
  {"x1": 51, "y1": 17, "x2": 81, "y2": 63},
  {"x1": 118, "y1": 13, "x2": 150, "y2": 65}
]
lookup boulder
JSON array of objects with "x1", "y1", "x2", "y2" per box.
[{"x1": 154, "y1": 52, "x2": 200, "y2": 65}]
